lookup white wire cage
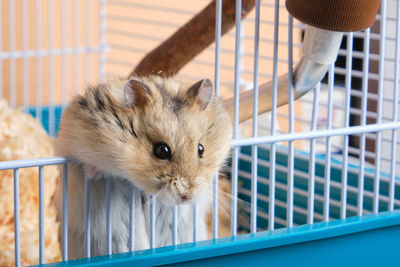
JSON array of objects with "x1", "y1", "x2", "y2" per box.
[{"x1": 0, "y1": 0, "x2": 399, "y2": 266}]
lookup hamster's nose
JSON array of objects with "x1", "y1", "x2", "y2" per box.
[{"x1": 180, "y1": 195, "x2": 190, "y2": 202}]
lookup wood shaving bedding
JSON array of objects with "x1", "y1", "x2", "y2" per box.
[{"x1": 0, "y1": 100, "x2": 61, "y2": 266}]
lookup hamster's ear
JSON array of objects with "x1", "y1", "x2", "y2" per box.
[
  {"x1": 187, "y1": 78, "x2": 214, "y2": 110},
  {"x1": 123, "y1": 79, "x2": 152, "y2": 107}
]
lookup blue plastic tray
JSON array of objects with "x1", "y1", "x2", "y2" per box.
[{"x1": 34, "y1": 211, "x2": 400, "y2": 266}]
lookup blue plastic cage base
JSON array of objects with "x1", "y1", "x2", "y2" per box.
[{"x1": 34, "y1": 210, "x2": 400, "y2": 266}]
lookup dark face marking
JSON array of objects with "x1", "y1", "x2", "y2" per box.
[
  {"x1": 170, "y1": 97, "x2": 185, "y2": 114},
  {"x1": 153, "y1": 82, "x2": 186, "y2": 115},
  {"x1": 94, "y1": 90, "x2": 106, "y2": 112},
  {"x1": 128, "y1": 119, "x2": 137, "y2": 138},
  {"x1": 104, "y1": 93, "x2": 113, "y2": 105},
  {"x1": 157, "y1": 173, "x2": 166, "y2": 179},
  {"x1": 207, "y1": 123, "x2": 215, "y2": 134},
  {"x1": 109, "y1": 105, "x2": 126, "y2": 131},
  {"x1": 78, "y1": 97, "x2": 89, "y2": 110},
  {"x1": 102, "y1": 115, "x2": 111, "y2": 124},
  {"x1": 77, "y1": 96, "x2": 95, "y2": 116}
]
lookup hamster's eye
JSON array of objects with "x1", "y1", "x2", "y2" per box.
[
  {"x1": 153, "y1": 142, "x2": 171, "y2": 160},
  {"x1": 198, "y1": 143, "x2": 204, "y2": 158}
]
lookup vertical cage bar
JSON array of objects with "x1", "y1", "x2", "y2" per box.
[
  {"x1": 390, "y1": 0, "x2": 400, "y2": 211},
  {"x1": 38, "y1": 166, "x2": 45, "y2": 264},
  {"x1": 99, "y1": 0, "x2": 107, "y2": 82},
  {"x1": 230, "y1": 123, "x2": 239, "y2": 232},
  {"x1": 84, "y1": 176, "x2": 91, "y2": 257},
  {"x1": 214, "y1": 0, "x2": 222, "y2": 96},
  {"x1": 213, "y1": 0, "x2": 222, "y2": 240},
  {"x1": 62, "y1": 164, "x2": 68, "y2": 261},
  {"x1": 85, "y1": 0, "x2": 91, "y2": 83},
  {"x1": 212, "y1": 171, "x2": 219, "y2": 238},
  {"x1": 73, "y1": 0, "x2": 80, "y2": 95},
  {"x1": 150, "y1": 195, "x2": 155, "y2": 248},
  {"x1": 307, "y1": 83, "x2": 320, "y2": 224},
  {"x1": 22, "y1": 0, "x2": 29, "y2": 109},
  {"x1": 129, "y1": 185, "x2": 135, "y2": 251},
  {"x1": 231, "y1": 0, "x2": 242, "y2": 236},
  {"x1": 341, "y1": 32, "x2": 353, "y2": 219},
  {"x1": 36, "y1": 0, "x2": 42, "y2": 122},
  {"x1": 61, "y1": 0, "x2": 67, "y2": 109},
  {"x1": 268, "y1": 0, "x2": 279, "y2": 231},
  {"x1": 212, "y1": 172, "x2": 219, "y2": 239},
  {"x1": 106, "y1": 177, "x2": 112, "y2": 255},
  {"x1": 48, "y1": 0, "x2": 55, "y2": 136},
  {"x1": 374, "y1": 0, "x2": 386, "y2": 214},
  {"x1": 287, "y1": 15, "x2": 295, "y2": 228},
  {"x1": 250, "y1": 0, "x2": 261, "y2": 234},
  {"x1": 14, "y1": 168, "x2": 20, "y2": 267},
  {"x1": 9, "y1": 0, "x2": 16, "y2": 107},
  {"x1": 323, "y1": 64, "x2": 334, "y2": 222},
  {"x1": 193, "y1": 204, "x2": 198, "y2": 242},
  {"x1": 172, "y1": 205, "x2": 178, "y2": 245},
  {"x1": 357, "y1": 28, "x2": 370, "y2": 217}
]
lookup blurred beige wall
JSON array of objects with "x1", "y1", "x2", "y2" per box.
[
  {"x1": 1, "y1": 0, "x2": 303, "y2": 142},
  {"x1": 1, "y1": 0, "x2": 100, "y2": 106}
]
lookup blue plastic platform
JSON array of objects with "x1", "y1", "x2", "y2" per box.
[{"x1": 34, "y1": 211, "x2": 400, "y2": 266}]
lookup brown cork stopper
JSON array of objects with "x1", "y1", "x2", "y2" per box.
[{"x1": 286, "y1": 0, "x2": 381, "y2": 32}]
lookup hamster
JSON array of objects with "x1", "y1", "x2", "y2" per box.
[{"x1": 54, "y1": 76, "x2": 233, "y2": 259}]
